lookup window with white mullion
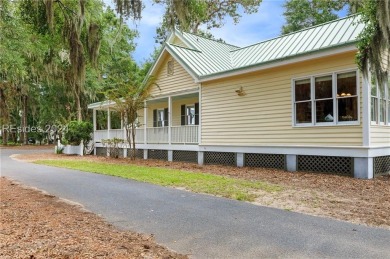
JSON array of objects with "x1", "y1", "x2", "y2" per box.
[
  {"x1": 293, "y1": 70, "x2": 358, "y2": 126},
  {"x1": 336, "y1": 71, "x2": 358, "y2": 123},
  {"x1": 294, "y1": 78, "x2": 312, "y2": 124},
  {"x1": 314, "y1": 75, "x2": 334, "y2": 124},
  {"x1": 371, "y1": 77, "x2": 378, "y2": 124}
]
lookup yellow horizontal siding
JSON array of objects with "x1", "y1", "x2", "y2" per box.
[
  {"x1": 371, "y1": 126, "x2": 390, "y2": 146},
  {"x1": 201, "y1": 51, "x2": 363, "y2": 146},
  {"x1": 171, "y1": 36, "x2": 187, "y2": 48},
  {"x1": 149, "y1": 54, "x2": 198, "y2": 96}
]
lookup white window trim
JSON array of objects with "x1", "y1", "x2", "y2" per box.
[{"x1": 292, "y1": 68, "x2": 360, "y2": 127}]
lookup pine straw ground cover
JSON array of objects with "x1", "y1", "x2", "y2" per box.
[
  {"x1": 14, "y1": 152, "x2": 390, "y2": 230},
  {"x1": 0, "y1": 177, "x2": 187, "y2": 259}
]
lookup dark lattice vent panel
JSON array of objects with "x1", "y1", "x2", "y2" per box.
[
  {"x1": 205, "y1": 152, "x2": 236, "y2": 166},
  {"x1": 148, "y1": 149, "x2": 168, "y2": 160},
  {"x1": 374, "y1": 156, "x2": 390, "y2": 176},
  {"x1": 96, "y1": 147, "x2": 107, "y2": 156},
  {"x1": 127, "y1": 149, "x2": 144, "y2": 159},
  {"x1": 173, "y1": 151, "x2": 198, "y2": 163},
  {"x1": 297, "y1": 155, "x2": 353, "y2": 175},
  {"x1": 245, "y1": 153, "x2": 285, "y2": 169}
]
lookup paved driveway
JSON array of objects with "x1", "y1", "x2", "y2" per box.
[{"x1": 1, "y1": 148, "x2": 390, "y2": 258}]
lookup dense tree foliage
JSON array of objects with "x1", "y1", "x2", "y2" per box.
[
  {"x1": 281, "y1": 0, "x2": 347, "y2": 35},
  {"x1": 0, "y1": 0, "x2": 141, "y2": 144},
  {"x1": 354, "y1": 0, "x2": 390, "y2": 90}
]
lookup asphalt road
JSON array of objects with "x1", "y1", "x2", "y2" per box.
[{"x1": 1, "y1": 148, "x2": 390, "y2": 258}]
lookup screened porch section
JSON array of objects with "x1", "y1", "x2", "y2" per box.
[{"x1": 91, "y1": 92, "x2": 199, "y2": 145}]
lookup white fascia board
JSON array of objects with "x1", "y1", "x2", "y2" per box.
[
  {"x1": 199, "y1": 45, "x2": 358, "y2": 83},
  {"x1": 135, "y1": 144, "x2": 200, "y2": 151},
  {"x1": 142, "y1": 46, "x2": 169, "y2": 85},
  {"x1": 199, "y1": 144, "x2": 373, "y2": 157},
  {"x1": 87, "y1": 100, "x2": 117, "y2": 109}
]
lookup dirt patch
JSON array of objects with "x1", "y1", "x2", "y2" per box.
[
  {"x1": 14, "y1": 152, "x2": 390, "y2": 230},
  {"x1": 0, "y1": 177, "x2": 187, "y2": 259}
]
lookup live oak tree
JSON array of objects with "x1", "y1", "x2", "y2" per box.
[
  {"x1": 155, "y1": 0, "x2": 262, "y2": 43},
  {"x1": 354, "y1": 0, "x2": 390, "y2": 92}
]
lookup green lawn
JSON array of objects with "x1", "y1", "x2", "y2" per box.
[{"x1": 35, "y1": 160, "x2": 282, "y2": 201}]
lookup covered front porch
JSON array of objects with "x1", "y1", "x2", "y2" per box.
[{"x1": 88, "y1": 91, "x2": 200, "y2": 146}]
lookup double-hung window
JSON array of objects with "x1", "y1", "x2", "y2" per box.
[
  {"x1": 186, "y1": 105, "x2": 195, "y2": 125},
  {"x1": 371, "y1": 75, "x2": 390, "y2": 125},
  {"x1": 181, "y1": 103, "x2": 199, "y2": 125},
  {"x1": 293, "y1": 70, "x2": 358, "y2": 126},
  {"x1": 153, "y1": 108, "x2": 168, "y2": 127}
]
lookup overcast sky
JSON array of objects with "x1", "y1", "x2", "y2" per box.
[{"x1": 105, "y1": 0, "x2": 348, "y2": 64}]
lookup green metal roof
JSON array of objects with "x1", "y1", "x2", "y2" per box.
[{"x1": 167, "y1": 15, "x2": 364, "y2": 80}]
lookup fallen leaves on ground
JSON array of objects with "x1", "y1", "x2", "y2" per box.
[{"x1": 0, "y1": 177, "x2": 187, "y2": 259}]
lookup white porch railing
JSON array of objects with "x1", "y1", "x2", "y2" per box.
[
  {"x1": 171, "y1": 125, "x2": 199, "y2": 144},
  {"x1": 146, "y1": 127, "x2": 169, "y2": 144},
  {"x1": 94, "y1": 130, "x2": 108, "y2": 143},
  {"x1": 94, "y1": 126, "x2": 198, "y2": 144},
  {"x1": 125, "y1": 128, "x2": 144, "y2": 144},
  {"x1": 110, "y1": 129, "x2": 124, "y2": 139}
]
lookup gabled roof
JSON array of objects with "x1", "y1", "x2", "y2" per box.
[{"x1": 151, "y1": 14, "x2": 364, "y2": 82}]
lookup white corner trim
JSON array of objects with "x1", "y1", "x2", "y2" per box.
[
  {"x1": 87, "y1": 100, "x2": 117, "y2": 109},
  {"x1": 362, "y1": 71, "x2": 370, "y2": 146}
]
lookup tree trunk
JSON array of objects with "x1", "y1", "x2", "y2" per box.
[
  {"x1": 2, "y1": 129, "x2": 8, "y2": 145},
  {"x1": 21, "y1": 95, "x2": 28, "y2": 145},
  {"x1": 131, "y1": 123, "x2": 136, "y2": 160},
  {"x1": 75, "y1": 91, "x2": 82, "y2": 121}
]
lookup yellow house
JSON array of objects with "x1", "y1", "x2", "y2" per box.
[{"x1": 88, "y1": 15, "x2": 390, "y2": 179}]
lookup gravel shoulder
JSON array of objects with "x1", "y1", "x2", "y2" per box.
[
  {"x1": 13, "y1": 152, "x2": 390, "y2": 230},
  {"x1": 0, "y1": 177, "x2": 187, "y2": 259}
]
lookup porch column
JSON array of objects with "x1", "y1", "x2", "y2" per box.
[
  {"x1": 107, "y1": 107, "x2": 111, "y2": 139},
  {"x1": 106, "y1": 107, "x2": 111, "y2": 157},
  {"x1": 92, "y1": 109, "x2": 96, "y2": 155},
  {"x1": 144, "y1": 101, "x2": 147, "y2": 144},
  {"x1": 93, "y1": 109, "x2": 97, "y2": 131},
  {"x1": 168, "y1": 96, "x2": 172, "y2": 145}
]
